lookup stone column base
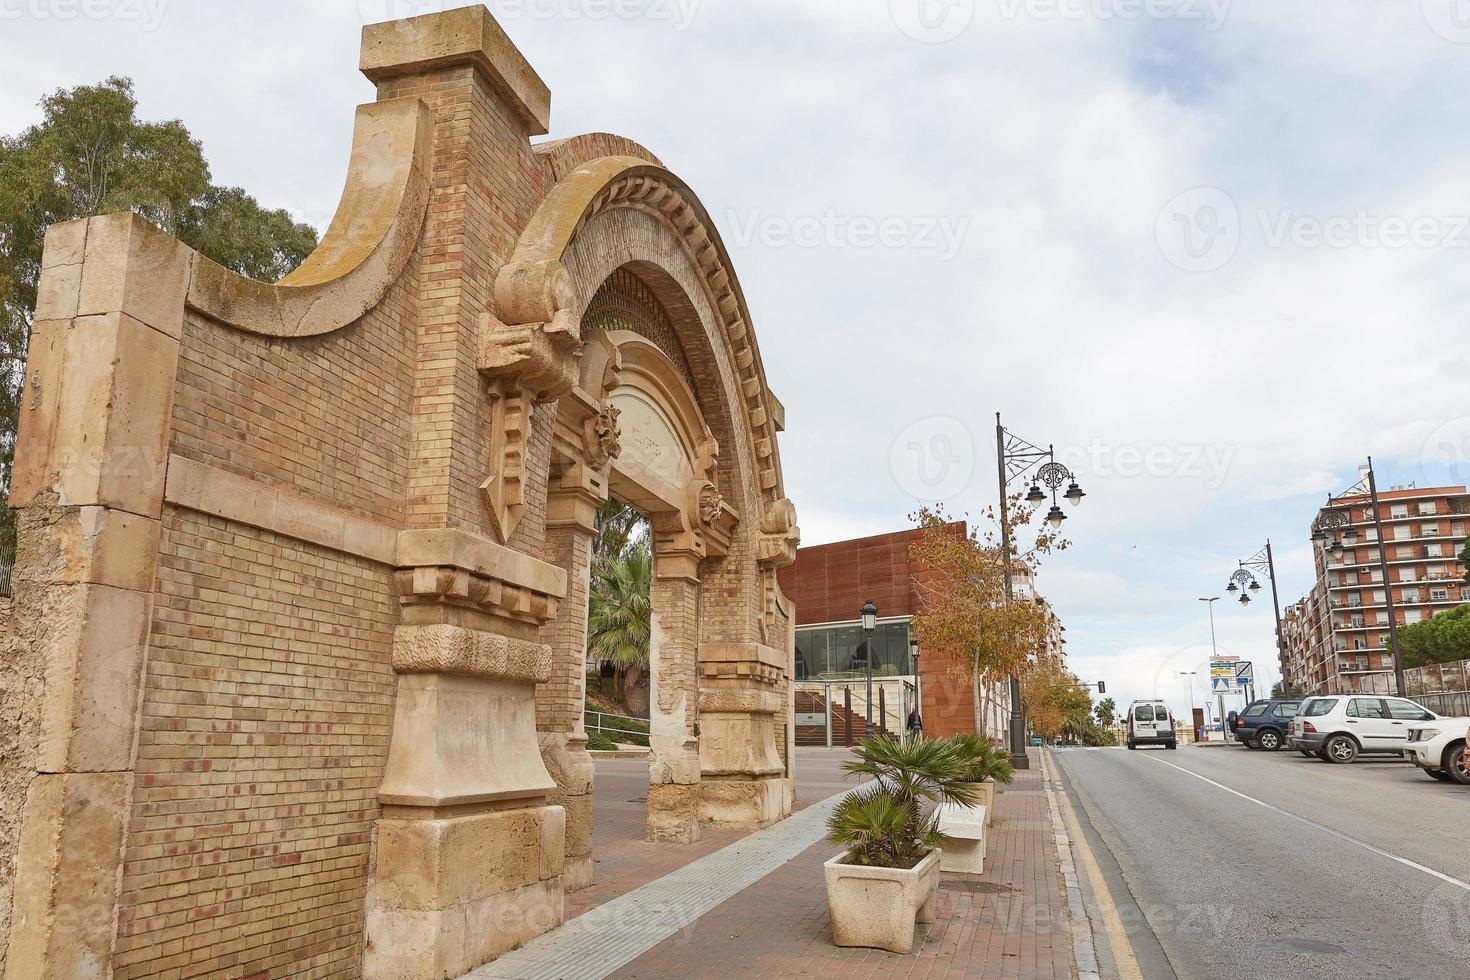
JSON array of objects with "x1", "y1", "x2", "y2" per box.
[
  {"x1": 539, "y1": 733, "x2": 595, "y2": 892},
  {"x1": 646, "y1": 783, "x2": 700, "y2": 843},
  {"x1": 364, "y1": 804, "x2": 566, "y2": 979},
  {"x1": 698, "y1": 775, "x2": 788, "y2": 830}
]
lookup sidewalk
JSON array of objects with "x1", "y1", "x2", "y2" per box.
[
  {"x1": 467, "y1": 748, "x2": 1079, "y2": 979},
  {"x1": 610, "y1": 750, "x2": 1074, "y2": 979}
]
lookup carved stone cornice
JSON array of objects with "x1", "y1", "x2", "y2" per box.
[
  {"x1": 393, "y1": 623, "x2": 552, "y2": 683},
  {"x1": 699, "y1": 641, "x2": 789, "y2": 687},
  {"x1": 394, "y1": 528, "x2": 567, "y2": 627},
  {"x1": 697, "y1": 689, "x2": 786, "y2": 715}
]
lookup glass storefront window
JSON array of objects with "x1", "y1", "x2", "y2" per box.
[{"x1": 794, "y1": 620, "x2": 913, "y2": 680}]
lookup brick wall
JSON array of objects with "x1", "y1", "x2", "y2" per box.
[{"x1": 112, "y1": 512, "x2": 397, "y2": 978}]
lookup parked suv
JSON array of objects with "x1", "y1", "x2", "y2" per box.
[
  {"x1": 1126, "y1": 700, "x2": 1177, "y2": 750},
  {"x1": 1233, "y1": 699, "x2": 1300, "y2": 751},
  {"x1": 1402, "y1": 717, "x2": 1470, "y2": 785},
  {"x1": 1289, "y1": 694, "x2": 1439, "y2": 764}
]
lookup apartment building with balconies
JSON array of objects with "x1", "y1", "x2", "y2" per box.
[{"x1": 1287, "y1": 482, "x2": 1468, "y2": 694}]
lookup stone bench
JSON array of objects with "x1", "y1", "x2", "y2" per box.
[{"x1": 936, "y1": 803, "x2": 988, "y2": 875}]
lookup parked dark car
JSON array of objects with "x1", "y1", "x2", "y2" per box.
[{"x1": 1232, "y1": 699, "x2": 1301, "y2": 751}]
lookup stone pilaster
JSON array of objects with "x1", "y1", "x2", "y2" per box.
[
  {"x1": 3, "y1": 213, "x2": 188, "y2": 979},
  {"x1": 537, "y1": 463, "x2": 608, "y2": 891},
  {"x1": 365, "y1": 529, "x2": 570, "y2": 979},
  {"x1": 646, "y1": 555, "x2": 703, "y2": 843}
]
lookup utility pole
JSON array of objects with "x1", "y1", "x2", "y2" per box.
[{"x1": 1200, "y1": 597, "x2": 1222, "y2": 741}]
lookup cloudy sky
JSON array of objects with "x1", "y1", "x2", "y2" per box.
[{"x1": 5, "y1": 0, "x2": 1470, "y2": 717}]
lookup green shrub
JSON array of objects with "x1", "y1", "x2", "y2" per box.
[{"x1": 945, "y1": 732, "x2": 1016, "y2": 784}]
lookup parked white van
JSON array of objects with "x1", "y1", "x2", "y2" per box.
[{"x1": 1126, "y1": 700, "x2": 1177, "y2": 750}]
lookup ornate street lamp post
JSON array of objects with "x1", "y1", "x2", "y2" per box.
[
  {"x1": 995, "y1": 413, "x2": 1085, "y2": 769},
  {"x1": 909, "y1": 635, "x2": 922, "y2": 736},
  {"x1": 1226, "y1": 542, "x2": 1285, "y2": 694},
  {"x1": 860, "y1": 601, "x2": 877, "y2": 738},
  {"x1": 1312, "y1": 458, "x2": 1405, "y2": 695}
]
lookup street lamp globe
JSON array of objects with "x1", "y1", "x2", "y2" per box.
[
  {"x1": 1249, "y1": 579, "x2": 1262, "y2": 592},
  {"x1": 860, "y1": 601, "x2": 878, "y2": 633},
  {"x1": 1026, "y1": 484, "x2": 1046, "y2": 504},
  {"x1": 1046, "y1": 505, "x2": 1067, "y2": 529},
  {"x1": 1064, "y1": 481, "x2": 1085, "y2": 507},
  {"x1": 1239, "y1": 592, "x2": 1251, "y2": 606},
  {"x1": 1227, "y1": 581, "x2": 1239, "y2": 593}
]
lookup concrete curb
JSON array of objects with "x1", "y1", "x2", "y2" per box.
[{"x1": 1040, "y1": 750, "x2": 1102, "y2": 980}]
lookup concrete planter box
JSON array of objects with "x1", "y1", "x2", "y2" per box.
[
  {"x1": 936, "y1": 803, "x2": 987, "y2": 875},
  {"x1": 823, "y1": 847, "x2": 941, "y2": 953}
]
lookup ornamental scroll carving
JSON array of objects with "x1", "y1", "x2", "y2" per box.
[{"x1": 477, "y1": 260, "x2": 584, "y2": 542}]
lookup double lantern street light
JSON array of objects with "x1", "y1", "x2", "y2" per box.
[
  {"x1": 996, "y1": 413, "x2": 1086, "y2": 769},
  {"x1": 1223, "y1": 542, "x2": 1287, "y2": 679}
]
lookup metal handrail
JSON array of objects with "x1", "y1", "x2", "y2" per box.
[{"x1": 585, "y1": 709, "x2": 650, "y2": 744}]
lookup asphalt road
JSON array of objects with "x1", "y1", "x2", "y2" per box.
[{"x1": 1053, "y1": 743, "x2": 1470, "y2": 979}]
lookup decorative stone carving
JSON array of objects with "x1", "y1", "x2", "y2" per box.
[
  {"x1": 393, "y1": 623, "x2": 552, "y2": 682},
  {"x1": 698, "y1": 483, "x2": 723, "y2": 526},
  {"x1": 757, "y1": 496, "x2": 800, "y2": 568},
  {"x1": 582, "y1": 402, "x2": 622, "y2": 470},
  {"x1": 477, "y1": 264, "x2": 584, "y2": 543}
]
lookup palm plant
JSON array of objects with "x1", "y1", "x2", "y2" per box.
[
  {"x1": 828, "y1": 735, "x2": 980, "y2": 868},
  {"x1": 946, "y1": 732, "x2": 1016, "y2": 785},
  {"x1": 587, "y1": 539, "x2": 652, "y2": 682}
]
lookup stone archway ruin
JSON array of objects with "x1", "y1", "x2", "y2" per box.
[{"x1": 0, "y1": 7, "x2": 797, "y2": 980}]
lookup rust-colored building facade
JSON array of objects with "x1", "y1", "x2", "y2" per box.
[{"x1": 777, "y1": 526, "x2": 1010, "y2": 740}]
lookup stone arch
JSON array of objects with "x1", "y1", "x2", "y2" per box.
[{"x1": 505, "y1": 160, "x2": 800, "y2": 878}]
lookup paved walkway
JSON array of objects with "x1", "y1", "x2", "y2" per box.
[{"x1": 462, "y1": 749, "x2": 1076, "y2": 979}]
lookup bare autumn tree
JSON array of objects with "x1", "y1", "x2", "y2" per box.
[
  {"x1": 907, "y1": 499, "x2": 1067, "y2": 738},
  {"x1": 1022, "y1": 664, "x2": 1092, "y2": 742}
]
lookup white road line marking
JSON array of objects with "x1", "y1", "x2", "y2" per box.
[{"x1": 1145, "y1": 755, "x2": 1470, "y2": 892}]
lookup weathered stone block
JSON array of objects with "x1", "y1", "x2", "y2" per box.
[
  {"x1": 5, "y1": 772, "x2": 129, "y2": 980},
  {"x1": 10, "y1": 312, "x2": 179, "y2": 516},
  {"x1": 47, "y1": 507, "x2": 160, "y2": 593},
  {"x1": 75, "y1": 212, "x2": 190, "y2": 339},
  {"x1": 380, "y1": 672, "x2": 557, "y2": 808},
  {"x1": 34, "y1": 582, "x2": 149, "y2": 774},
  {"x1": 365, "y1": 807, "x2": 565, "y2": 980},
  {"x1": 646, "y1": 783, "x2": 699, "y2": 844},
  {"x1": 699, "y1": 775, "x2": 786, "y2": 830}
]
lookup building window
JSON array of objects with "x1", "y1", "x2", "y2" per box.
[
  {"x1": 1404, "y1": 609, "x2": 1424, "y2": 625},
  {"x1": 1431, "y1": 588, "x2": 1449, "y2": 601},
  {"x1": 795, "y1": 620, "x2": 914, "y2": 679},
  {"x1": 1401, "y1": 588, "x2": 1421, "y2": 603},
  {"x1": 1418, "y1": 502, "x2": 1437, "y2": 516},
  {"x1": 1393, "y1": 525, "x2": 1411, "y2": 541},
  {"x1": 1400, "y1": 567, "x2": 1416, "y2": 582},
  {"x1": 1422, "y1": 524, "x2": 1440, "y2": 537},
  {"x1": 1427, "y1": 543, "x2": 1445, "y2": 558},
  {"x1": 1396, "y1": 546, "x2": 1414, "y2": 560}
]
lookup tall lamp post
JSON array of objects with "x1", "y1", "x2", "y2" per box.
[
  {"x1": 860, "y1": 601, "x2": 877, "y2": 737},
  {"x1": 1200, "y1": 597, "x2": 1222, "y2": 740},
  {"x1": 1226, "y1": 542, "x2": 1286, "y2": 690},
  {"x1": 996, "y1": 413, "x2": 1085, "y2": 769},
  {"x1": 909, "y1": 635, "x2": 921, "y2": 735},
  {"x1": 1312, "y1": 458, "x2": 1405, "y2": 695}
]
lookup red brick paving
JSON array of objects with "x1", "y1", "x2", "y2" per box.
[
  {"x1": 570, "y1": 751, "x2": 858, "y2": 921},
  {"x1": 595, "y1": 751, "x2": 1074, "y2": 979}
]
